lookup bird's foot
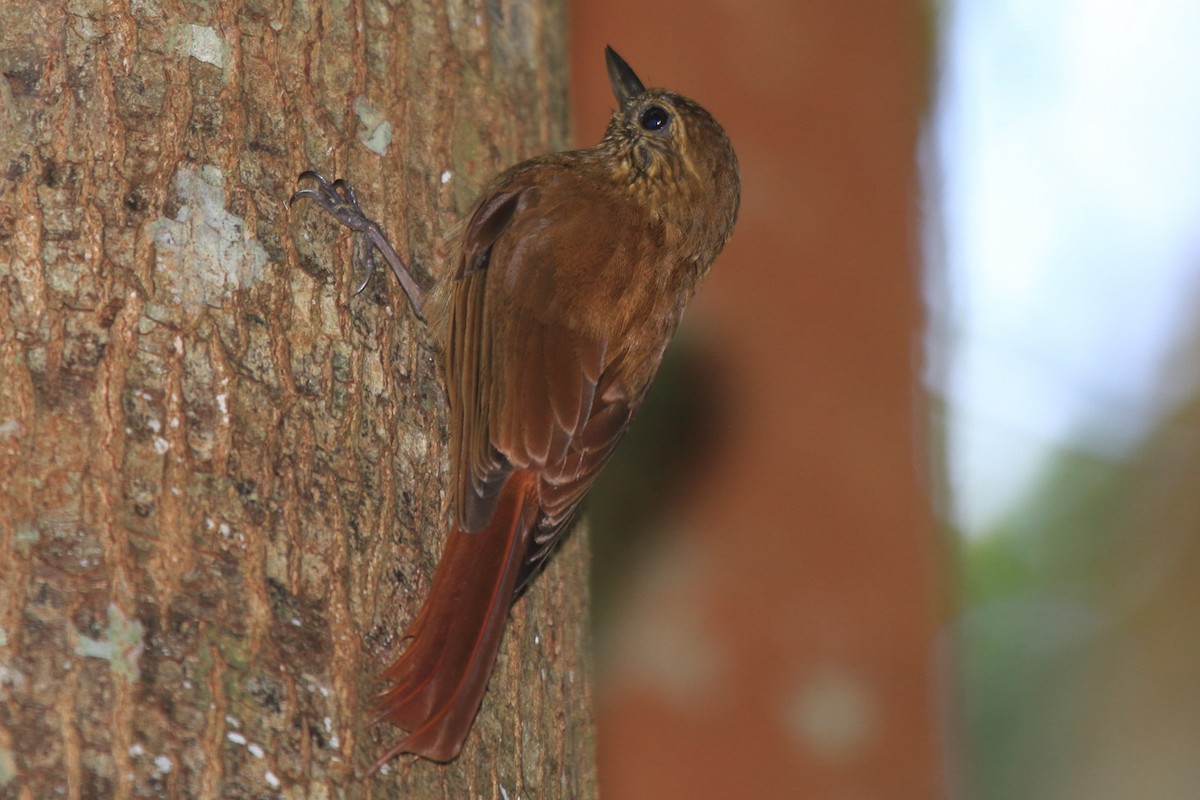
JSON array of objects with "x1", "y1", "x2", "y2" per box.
[{"x1": 291, "y1": 170, "x2": 427, "y2": 311}]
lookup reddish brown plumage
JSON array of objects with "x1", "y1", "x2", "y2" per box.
[
  {"x1": 294, "y1": 46, "x2": 739, "y2": 766},
  {"x1": 370, "y1": 472, "x2": 539, "y2": 764}
]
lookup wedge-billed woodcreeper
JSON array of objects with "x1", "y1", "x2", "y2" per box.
[{"x1": 292, "y1": 46, "x2": 739, "y2": 765}]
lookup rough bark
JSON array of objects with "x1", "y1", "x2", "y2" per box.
[{"x1": 0, "y1": 0, "x2": 595, "y2": 797}]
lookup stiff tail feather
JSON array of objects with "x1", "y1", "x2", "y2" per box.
[{"x1": 370, "y1": 472, "x2": 538, "y2": 766}]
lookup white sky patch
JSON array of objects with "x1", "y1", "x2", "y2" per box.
[{"x1": 930, "y1": 0, "x2": 1200, "y2": 531}]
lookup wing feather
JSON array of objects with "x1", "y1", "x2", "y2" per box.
[{"x1": 446, "y1": 165, "x2": 656, "y2": 557}]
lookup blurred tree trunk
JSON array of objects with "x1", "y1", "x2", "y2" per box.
[{"x1": 0, "y1": 0, "x2": 595, "y2": 797}]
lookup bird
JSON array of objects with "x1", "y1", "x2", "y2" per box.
[{"x1": 291, "y1": 45, "x2": 739, "y2": 766}]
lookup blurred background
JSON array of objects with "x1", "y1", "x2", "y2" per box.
[{"x1": 569, "y1": 1, "x2": 1200, "y2": 798}]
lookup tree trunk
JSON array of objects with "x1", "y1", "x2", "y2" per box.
[{"x1": 0, "y1": 0, "x2": 595, "y2": 797}]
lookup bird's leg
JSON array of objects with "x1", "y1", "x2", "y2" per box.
[{"x1": 290, "y1": 170, "x2": 427, "y2": 314}]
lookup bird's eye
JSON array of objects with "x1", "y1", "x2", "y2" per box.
[{"x1": 639, "y1": 105, "x2": 670, "y2": 132}]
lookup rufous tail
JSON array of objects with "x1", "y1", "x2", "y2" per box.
[{"x1": 370, "y1": 472, "x2": 538, "y2": 766}]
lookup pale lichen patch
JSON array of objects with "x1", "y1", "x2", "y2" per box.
[
  {"x1": 169, "y1": 24, "x2": 229, "y2": 71},
  {"x1": 0, "y1": 747, "x2": 15, "y2": 788},
  {"x1": 146, "y1": 164, "x2": 268, "y2": 314},
  {"x1": 73, "y1": 603, "x2": 145, "y2": 682},
  {"x1": 353, "y1": 95, "x2": 393, "y2": 156},
  {"x1": 0, "y1": 665, "x2": 25, "y2": 692}
]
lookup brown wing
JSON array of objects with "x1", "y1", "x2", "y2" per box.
[
  {"x1": 444, "y1": 163, "x2": 656, "y2": 559},
  {"x1": 443, "y1": 187, "x2": 531, "y2": 532}
]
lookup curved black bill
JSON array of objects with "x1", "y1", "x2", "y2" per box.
[{"x1": 605, "y1": 46, "x2": 646, "y2": 106}]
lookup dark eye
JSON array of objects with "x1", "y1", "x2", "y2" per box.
[{"x1": 639, "y1": 105, "x2": 670, "y2": 132}]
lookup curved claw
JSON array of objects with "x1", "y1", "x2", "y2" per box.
[
  {"x1": 353, "y1": 246, "x2": 376, "y2": 296},
  {"x1": 289, "y1": 186, "x2": 326, "y2": 209},
  {"x1": 298, "y1": 169, "x2": 333, "y2": 186},
  {"x1": 290, "y1": 170, "x2": 335, "y2": 208}
]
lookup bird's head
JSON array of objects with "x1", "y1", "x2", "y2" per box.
[{"x1": 601, "y1": 46, "x2": 741, "y2": 263}]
